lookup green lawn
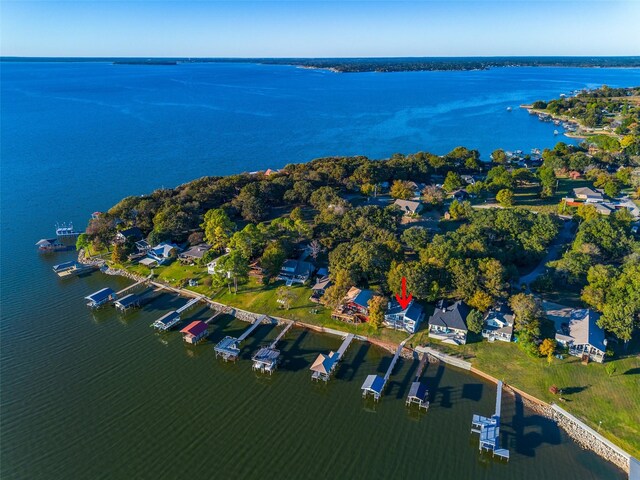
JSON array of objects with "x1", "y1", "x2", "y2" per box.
[
  {"x1": 416, "y1": 338, "x2": 640, "y2": 458},
  {"x1": 513, "y1": 178, "x2": 592, "y2": 214}
]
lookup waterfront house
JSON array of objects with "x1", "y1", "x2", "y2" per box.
[
  {"x1": 114, "y1": 226, "x2": 143, "y2": 244},
  {"x1": 544, "y1": 302, "x2": 606, "y2": 363},
  {"x1": 428, "y1": 300, "x2": 470, "y2": 345},
  {"x1": 310, "y1": 275, "x2": 332, "y2": 302},
  {"x1": 573, "y1": 187, "x2": 604, "y2": 203},
  {"x1": 179, "y1": 243, "x2": 211, "y2": 264},
  {"x1": 36, "y1": 238, "x2": 67, "y2": 252},
  {"x1": 332, "y1": 287, "x2": 380, "y2": 324},
  {"x1": 277, "y1": 258, "x2": 314, "y2": 285},
  {"x1": 135, "y1": 239, "x2": 151, "y2": 253},
  {"x1": 384, "y1": 298, "x2": 425, "y2": 333},
  {"x1": 207, "y1": 253, "x2": 229, "y2": 275},
  {"x1": 180, "y1": 321, "x2": 209, "y2": 344},
  {"x1": 481, "y1": 305, "x2": 514, "y2": 342},
  {"x1": 393, "y1": 199, "x2": 423, "y2": 216},
  {"x1": 147, "y1": 242, "x2": 178, "y2": 265}
]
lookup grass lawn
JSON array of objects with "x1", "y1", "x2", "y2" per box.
[
  {"x1": 415, "y1": 337, "x2": 640, "y2": 458},
  {"x1": 513, "y1": 178, "x2": 592, "y2": 214},
  {"x1": 210, "y1": 278, "x2": 409, "y2": 344}
]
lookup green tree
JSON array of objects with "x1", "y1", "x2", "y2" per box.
[
  {"x1": 448, "y1": 200, "x2": 473, "y2": 220},
  {"x1": 491, "y1": 149, "x2": 507, "y2": 164},
  {"x1": 496, "y1": 189, "x2": 514, "y2": 207},
  {"x1": 539, "y1": 338, "x2": 556, "y2": 364},
  {"x1": 509, "y1": 293, "x2": 543, "y2": 341},
  {"x1": 260, "y1": 241, "x2": 287, "y2": 282},
  {"x1": 111, "y1": 242, "x2": 127, "y2": 264},
  {"x1": 401, "y1": 227, "x2": 430, "y2": 251},
  {"x1": 443, "y1": 171, "x2": 464, "y2": 192},
  {"x1": 76, "y1": 233, "x2": 90, "y2": 252},
  {"x1": 201, "y1": 208, "x2": 234, "y2": 251},
  {"x1": 361, "y1": 183, "x2": 375, "y2": 197},
  {"x1": 605, "y1": 363, "x2": 617, "y2": 377},
  {"x1": 228, "y1": 224, "x2": 266, "y2": 260},
  {"x1": 215, "y1": 250, "x2": 249, "y2": 293},
  {"x1": 367, "y1": 295, "x2": 386, "y2": 330},
  {"x1": 322, "y1": 268, "x2": 355, "y2": 308},
  {"x1": 466, "y1": 309, "x2": 484, "y2": 334},
  {"x1": 390, "y1": 180, "x2": 414, "y2": 200}
]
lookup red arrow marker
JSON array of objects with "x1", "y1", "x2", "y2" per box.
[{"x1": 395, "y1": 276, "x2": 413, "y2": 310}]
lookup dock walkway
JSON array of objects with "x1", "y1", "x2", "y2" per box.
[
  {"x1": 362, "y1": 341, "x2": 405, "y2": 401},
  {"x1": 470, "y1": 380, "x2": 509, "y2": 461},
  {"x1": 253, "y1": 321, "x2": 294, "y2": 374},
  {"x1": 405, "y1": 353, "x2": 429, "y2": 410},
  {"x1": 214, "y1": 315, "x2": 269, "y2": 362}
]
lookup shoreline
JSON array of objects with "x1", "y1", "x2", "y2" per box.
[
  {"x1": 519, "y1": 104, "x2": 621, "y2": 140},
  {"x1": 101, "y1": 264, "x2": 635, "y2": 474}
]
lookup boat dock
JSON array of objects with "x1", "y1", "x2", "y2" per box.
[
  {"x1": 470, "y1": 380, "x2": 510, "y2": 461},
  {"x1": 53, "y1": 261, "x2": 96, "y2": 278},
  {"x1": 85, "y1": 287, "x2": 117, "y2": 308},
  {"x1": 114, "y1": 293, "x2": 141, "y2": 312},
  {"x1": 151, "y1": 296, "x2": 204, "y2": 331},
  {"x1": 405, "y1": 353, "x2": 429, "y2": 410},
  {"x1": 214, "y1": 315, "x2": 269, "y2": 362},
  {"x1": 310, "y1": 333, "x2": 355, "y2": 381},
  {"x1": 361, "y1": 341, "x2": 404, "y2": 401},
  {"x1": 252, "y1": 321, "x2": 294, "y2": 374}
]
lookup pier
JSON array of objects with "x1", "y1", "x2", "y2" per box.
[
  {"x1": 114, "y1": 293, "x2": 141, "y2": 312},
  {"x1": 405, "y1": 353, "x2": 429, "y2": 410},
  {"x1": 151, "y1": 296, "x2": 204, "y2": 331},
  {"x1": 361, "y1": 341, "x2": 405, "y2": 401},
  {"x1": 252, "y1": 321, "x2": 294, "y2": 374},
  {"x1": 310, "y1": 333, "x2": 355, "y2": 381},
  {"x1": 85, "y1": 288, "x2": 117, "y2": 308},
  {"x1": 214, "y1": 315, "x2": 269, "y2": 362},
  {"x1": 470, "y1": 380, "x2": 510, "y2": 461}
]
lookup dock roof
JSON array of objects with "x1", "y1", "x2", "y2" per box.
[
  {"x1": 407, "y1": 381, "x2": 428, "y2": 401},
  {"x1": 310, "y1": 352, "x2": 338, "y2": 375},
  {"x1": 85, "y1": 288, "x2": 115, "y2": 303},
  {"x1": 154, "y1": 311, "x2": 180, "y2": 328},
  {"x1": 115, "y1": 293, "x2": 139, "y2": 308},
  {"x1": 361, "y1": 374, "x2": 385, "y2": 395},
  {"x1": 180, "y1": 320, "x2": 208, "y2": 337}
]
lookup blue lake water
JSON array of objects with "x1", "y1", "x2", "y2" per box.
[{"x1": 1, "y1": 62, "x2": 639, "y2": 479}]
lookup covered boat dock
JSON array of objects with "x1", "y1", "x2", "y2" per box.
[
  {"x1": 85, "y1": 288, "x2": 117, "y2": 308},
  {"x1": 152, "y1": 311, "x2": 181, "y2": 331},
  {"x1": 214, "y1": 315, "x2": 268, "y2": 362},
  {"x1": 470, "y1": 380, "x2": 510, "y2": 461},
  {"x1": 252, "y1": 321, "x2": 293, "y2": 374},
  {"x1": 405, "y1": 353, "x2": 429, "y2": 410},
  {"x1": 361, "y1": 342, "x2": 404, "y2": 401},
  {"x1": 114, "y1": 293, "x2": 140, "y2": 312},
  {"x1": 310, "y1": 333, "x2": 355, "y2": 381}
]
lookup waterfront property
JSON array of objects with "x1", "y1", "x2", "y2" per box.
[
  {"x1": 152, "y1": 311, "x2": 181, "y2": 331},
  {"x1": 53, "y1": 261, "x2": 96, "y2": 278},
  {"x1": 180, "y1": 321, "x2": 209, "y2": 344},
  {"x1": 277, "y1": 258, "x2": 314, "y2": 286},
  {"x1": 146, "y1": 242, "x2": 179, "y2": 266},
  {"x1": 179, "y1": 244, "x2": 211, "y2": 264},
  {"x1": 470, "y1": 380, "x2": 510, "y2": 461},
  {"x1": 207, "y1": 253, "x2": 229, "y2": 275},
  {"x1": 36, "y1": 238, "x2": 70, "y2": 252},
  {"x1": 310, "y1": 333, "x2": 355, "y2": 381},
  {"x1": 428, "y1": 300, "x2": 470, "y2": 345},
  {"x1": 406, "y1": 353, "x2": 429, "y2": 410},
  {"x1": 331, "y1": 287, "x2": 380, "y2": 324},
  {"x1": 481, "y1": 305, "x2": 514, "y2": 343},
  {"x1": 393, "y1": 199, "x2": 423, "y2": 216},
  {"x1": 114, "y1": 226, "x2": 143, "y2": 244},
  {"x1": 85, "y1": 287, "x2": 117, "y2": 308},
  {"x1": 544, "y1": 302, "x2": 607, "y2": 363},
  {"x1": 384, "y1": 298, "x2": 425, "y2": 333},
  {"x1": 309, "y1": 275, "x2": 332, "y2": 302},
  {"x1": 214, "y1": 315, "x2": 267, "y2": 361}
]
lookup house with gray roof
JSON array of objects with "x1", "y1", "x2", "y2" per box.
[
  {"x1": 428, "y1": 300, "x2": 470, "y2": 345},
  {"x1": 277, "y1": 258, "x2": 315, "y2": 285},
  {"x1": 481, "y1": 305, "x2": 514, "y2": 342},
  {"x1": 393, "y1": 199, "x2": 423, "y2": 216},
  {"x1": 384, "y1": 299, "x2": 425, "y2": 333},
  {"x1": 573, "y1": 187, "x2": 604, "y2": 203},
  {"x1": 179, "y1": 243, "x2": 211, "y2": 264},
  {"x1": 544, "y1": 302, "x2": 606, "y2": 363}
]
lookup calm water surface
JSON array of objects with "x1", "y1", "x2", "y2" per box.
[{"x1": 2, "y1": 62, "x2": 639, "y2": 479}]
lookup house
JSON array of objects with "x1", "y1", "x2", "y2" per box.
[
  {"x1": 593, "y1": 203, "x2": 614, "y2": 216},
  {"x1": 310, "y1": 275, "x2": 332, "y2": 302},
  {"x1": 146, "y1": 242, "x2": 178, "y2": 265},
  {"x1": 393, "y1": 199, "x2": 423, "y2": 216},
  {"x1": 114, "y1": 226, "x2": 143, "y2": 244},
  {"x1": 573, "y1": 187, "x2": 604, "y2": 203},
  {"x1": 135, "y1": 240, "x2": 151, "y2": 253},
  {"x1": 405, "y1": 181, "x2": 426, "y2": 198},
  {"x1": 461, "y1": 175, "x2": 476, "y2": 185},
  {"x1": 452, "y1": 189, "x2": 469, "y2": 201},
  {"x1": 384, "y1": 299, "x2": 425, "y2": 333},
  {"x1": 481, "y1": 305, "x2": 514, "y2": 342},
  {"x1": 277, "y1": 259, "x2": 315, "y2": 285},
  {"x1": 332, "y1": 287, "x2": 379, "y2": 324},
  {"x1": 428, "y1": 300, "x2": 470, "y2": 345},
  {"x1": 544, "y1": 302, "x2": 606, "y2": 363},
  {"x1": 180, "y1": 321, "x2": 209, "y2": 344},
  {"x1": 179, "y1": 244, "x2": 211, "y2": 264},
  {"x1": 207, "y1": 253, "x2": 229, "y2": 275}
]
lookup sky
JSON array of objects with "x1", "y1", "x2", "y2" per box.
[{"x1": 1, "y1": 1, "x2": 639, "y2": 57}]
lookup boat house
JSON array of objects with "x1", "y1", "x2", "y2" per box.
[
  {"x1": 428, "y1": 300, "x2": 470, "y2": 345},
  {"x1": 180, "y1": 321, "x2": 209, "y2": 344},
  {"x1": 85, "y1": 288, "x2": 117, "y2": 308},
  {"x1": 545, "y1": 302, "x2": 606, "y2": 363},
  {"x1": 114, "y1": 293, "x2": 140, "y2": 312},
  {"x1": 384, "y1": 298, "x2": 425, "y2": 333},
  {"x1": 152, "y1": 311, "x2": 181, "y2": 331},
  {"x1": 406, "y1": 381, "x2": 429, "y2": 410}
]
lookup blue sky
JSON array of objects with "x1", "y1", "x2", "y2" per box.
[{"x1": 2, "y1": 1, "x2": 639, "y2": 57}]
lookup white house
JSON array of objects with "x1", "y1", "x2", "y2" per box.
[
  {"x1": 481, "y1": 306, "x2": 514, "y2": 342},
  {"x1": 277, "y1": 259, "x2": 314, "y2": 285},
  {"x1": 147, "y1": 242, "x2": 178, "y2": 265},
  {"x1": 207, "y1": 253, "x2": 229, "y2": 275},
  {"x1": 544, "y1": 302, "x2": 607, "y2": 363},
  {"x1": 428, "y1": 300, "x2": 470, "y2": 345},
  {"x1": 384, "y1": 299, "x2": 425, "y2": 333}
]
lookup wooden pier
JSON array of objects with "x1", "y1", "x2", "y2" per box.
[
  {"x1": 405, "y1": 353, "x2": 429, "y2": 410},
  {"x1": 214, "y1": 315, "x2": 269, "y2": 362},
  {"x1": 362, "y1": 341, "x2": 405, "y2": 401},
  {"x1": 252, "y1": 321, "x2": 294, "y2": 374},
  {"x1": 310, "y1": 333, "x2": 355, "y2": 382},
  {"x1": 470, "y1": 380, "x2": 510, "y2": 461}
]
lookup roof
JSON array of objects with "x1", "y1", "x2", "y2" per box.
[
  {"x1": 310, "y1": 352, "x2": 338, "y2": 375},
  {"x1": 386, "y1": 299, "x2": 424, "y2": 321},
  {"x1": 139, "y1": 257, "x2": 157, "y2": 266},
  {"x1": 564, "y1": 309, "x2": 606, "y2": 351},
  {"x1": 180, "y1": 244, "x2": 211, "y2": 259},
  {"x1": 393, "y1": 199, "x2": 422, "y2": 214},
  {"x1": 428, "y1": 300, "x2": 470, "y2": 331},
  {"x1": 155, "y1": 310, "x2": 180, "y2": 326},
  {"x1": 150, "y1": 242, "x2": 178, "y2": 258},
  {"x1": 348, "y1": 287, "x2": 378, "y2": 309},
  {"x1": 85, "y1": 288, "x2": 115, "y2": 303},
  {"x1": 36, "y1": 238, "x2": 60, "y2": 246},
  {"x1": 361, "y1": 374, "x2": 385, "y2": 394},
  {"x1": 573, "y1": 187, "x2": 604, "y2": 199},
  {"x1": 180, "y1": 320, "x2": 208, "y2": 337},
  {"x1": 408, "y1": 381, "x2": 428, "y2": 400},
  {"x1": 115, "y1": 293, "x2": 138, "y2": 308},
  {"x1": 252, "y1": 347, "x2": 280, "y2": 363},
  {"x1": 118, "y1": 227, "x2": 143, "y2": 239},
  {"x1": 312, "y1": 275, "x2": 332, "y2": 291},
  {"x1": 281, "y1": 259, "x2": 314, "y2": 276}
]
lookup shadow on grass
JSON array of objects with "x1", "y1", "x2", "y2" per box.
[{"x1": 623, "y1": 367, "x2": 640, "y2": 376}]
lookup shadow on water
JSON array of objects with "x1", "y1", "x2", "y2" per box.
[
  {"x1": 504, "y1": 393, "x2": 562, "y2": 458},
  {"x1": 462, "y1": 383, "x2": 484, "y2": 402},
  {"x1": 279, "y1": 329, "x2": 314, "y2": 372},
  {"x1": 425, "y1": 363, "x2": 454, "y2": 408},
  {"x1": 336, "y1": 343, "x2": 370, "y2": 381},
  {"x1": 388, "y1": 357, "x2": 417, "y2": 400}
]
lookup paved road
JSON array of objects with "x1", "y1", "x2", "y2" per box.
[{"x1": 519, "y1": 219, "x2": 574, "y2": 288}]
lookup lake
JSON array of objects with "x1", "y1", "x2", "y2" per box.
[{"x1": 2, "y1": 61, "x2": 639, "y2": 479}]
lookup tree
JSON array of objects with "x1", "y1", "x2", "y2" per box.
[
  {"x1": 111, "y1": 242, "x2": 127, "y2": 264},
  {"x1": 448, "y1": 200, "x2": 473, "y2": 220},
  {"x1": 215, "y1": 250, "x2": 249, "y2": 293},
  {"x1": 361, "y1": 183, "x2": 375, "y2": 197},
  {"x1": 261, "y1": 241, "x2": 287, "y2": 282},
  {"x1": 229, "y1": 224, "x2": 266, "y2": 260},
  {"x1": 538, "y1": 166, "x2": 556, "y2": 198},
  {"x1": 76, "y1": 233, "x2": 90, "y2": 253},
  {"x1": 421, "y1": 185, "x2": 445, "y2": 206},
  {"x1": 468, "y1": 290, "x2": 493, "y2": 312},
  {"x1": 290, "y1": 206, "x2": 304, "y2": 222},
  {"x1": 276, "y1": 286, "x2": 295, "y2": 310},
  {"x1": 496, "y1": 189, "x2": 514, "y2": 207},
  {"x1": 201, "y1": 208, "x2": 234, "y2": 251},
  {"x1": 491, "y1": 149, "x2": 507, "y2": 164},
  {"x1": 401, "y1": 227, "x2": 430, "y2": 251},
  {"x1": 367, "y1": 295, "x2": 386, "y2": 330},
  {"x1": 466, "y1": 309, "x2": 484, "y2": 334},
  {"x1": 322, "y1": 268, "x2": 355, "y2": 308},
  {"x1": 509, "y1": 293, "x2": 543, "y2": 341},
  {"x1": 539, "y1": 338, "x2": 556, "y2": 364},
  {"x1": 605, "y1": 363, "x2": 617, "y2": 377},
  {"x1": 309, "y1": 239, "x2": 323, "y2": 260},
  {"x1": 390, "y1": 180, "x2": 414, "y2": 200},
  {"x1": 443, "y1": 171, "x2": 464, "y2": 192}
]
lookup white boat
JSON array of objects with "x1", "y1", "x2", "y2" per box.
[
  {"x1": 554, "y1": 130, "x2": 559, "y2": 135},
  {"x1": 55, "y1": 222, "x2": 81, "y2": 237},
  {"x1": 506, "y1": 106, "x2": 512, "y2": 112}
]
